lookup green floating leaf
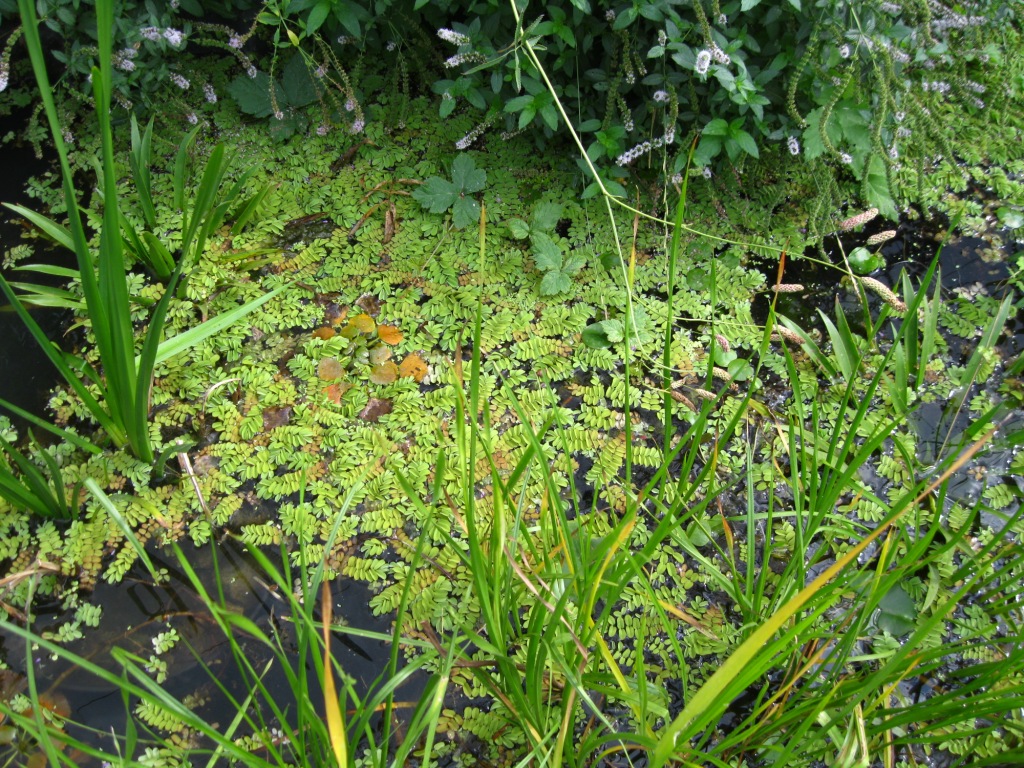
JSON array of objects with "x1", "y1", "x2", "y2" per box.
[
  {"x1": 874, "y1": 585, "x2": 917, "y2": 637},
  {"x1": 532, "y1": 233, "x2": 563, "y2": 272},
  {"x1": 848, "y1": 246, "x2": 885, "y2": 275},
  {"x1": 540, "y1": 270, "x2": 572, "y2": 295},
  {"x1": 412, "y1": 177, "x2": 459, "y2": 214},
  {"x1": 451, "y1": 153, "x2": 486, "y2": 194},
  {"x1": 997, "y1": 206, "x2": 1024, "y2": 229}
]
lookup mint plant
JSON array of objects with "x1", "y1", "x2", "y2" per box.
[
  {"x1": 507, "y1": 202, "x2": 583, "y2": 295},
  {"x1": 412, "y1": 153, "x2": 486, "y2": 230}
]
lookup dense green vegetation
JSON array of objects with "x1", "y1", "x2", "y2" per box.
[{"x1": 1, "y1": 1, "x2": 1024, "y2": 766}]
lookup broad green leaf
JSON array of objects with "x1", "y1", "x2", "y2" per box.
[
  {"x1": 848, "y1": 246, "x2": 884, "y2": 275},
  {"x1": 702, "y1": 118, "x2": 730, "y2": 137},
  {"x1": 874, "y1": 585, "x2": 916, "y2": 637},
  {"x1": 412, "y1": 177, "x2": 459, "y2": 214},
  {"x1": 226, "y1": 72, "x2": 284, "y2": 118},
  {"x1": 532, "y1": 202, "x2": 563, "y2": 232},
  {"x1": 741, "y1": 0, "x2": 761, "y2": 9},
  {"x1": 540, "y1": 270, "x2": 572, "y2": 295},
  {"x1": 732, "y1": 129, "x2": 759, "y2": 158},
  {"x1": 507, "y1": 218, "x2": 531, "y2": 239},
  {"x1": 452, "y1": 196, "x2": 481, "y2": 229},
  {"x1": 306, "y1": 1, "x2": 330, "y2": 34},
  {"x1": 532, "y1": 233, "x2": 563, "y2": 271},
  {"x1": 997, "y1": 207, "x2": 1024, "y2": 228},
  {"x1": 864, "y1": 154, "x2": 897, "y2": 220},
  {"x1": 451, "y1": 154, "x2": 486, "y2": 194},
  {"x1": 603, "y1": 319, "x2": 625, "y2": 343},
  {"x1": 562, "y1": 253, "x2": 586, "y2": 275},
  {"x1": 582, "y1": 322, "x2": 613, "y2": 349}
]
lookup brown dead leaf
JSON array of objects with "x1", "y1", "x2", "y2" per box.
[
  {"x1": 326, "y1": 305, "x2": 348, "y2": 325},
  {"x1": 354, "y1": 293, "x2": 381, "y2": 317},
  {"x1": 383, "y1": 200, "x2": 396, "y2": 244},
  {"x1": 324, "y1": 382, "x2": 352, "y2": 404},
  {"x1": 312, "y1": 326, "x2": 336, "y2": 341},
  {"x1": 317, "y1": 357, "x2": 344, "y2": 380},
  {"x1": 369, "y1": 361, "x2": 399, "y2": 385},
  {"x1": 377, "y1": 324, "x2": 403, "y2": 346},
  {"x1": 399, "y1": 352, "x2": 428, "y2": 383},
  {"x1": 358, "y1": 397, "x2": 393, "y2": 422},
  {"x1": 262, "y1": 405, "x2": 292, "y2": 430}
]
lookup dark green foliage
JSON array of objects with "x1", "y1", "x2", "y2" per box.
[
  {"x1": 227, "y1": 53, "x2": 320, "y2": 141},
  {"x1": 412, "y1": 153, "x2": 486, "y2": 229}
]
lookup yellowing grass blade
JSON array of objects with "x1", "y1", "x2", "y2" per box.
[{"x1": 321, "y1": 581, "x2": 348, "y2": 767}]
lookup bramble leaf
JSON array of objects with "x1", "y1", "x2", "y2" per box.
[
  {"x1": 412, "y1": 177, "x2": 459, "y2": 214},
  {"x1": 452, "y1": 197, "x2": 482, "y2": 229},
  {"x1": 451, "y1": 154, "x2": 486, "y2": 194},
  {"x1": 507, "y1": 218, "x2": 531, "y2": 239},
  {"x1": 532, "y1": 233, "x2": 563, "y2": 271},
  {"x1": 540, "y1": 270, "x2": 572, "y2": 295},
  {"x1": 532, "y1": 202, "x2": 562, "y2": 232}
]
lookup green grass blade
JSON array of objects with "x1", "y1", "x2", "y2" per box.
[{"x1": 1, "y1": 202, "x2": 75, "y2": 249}]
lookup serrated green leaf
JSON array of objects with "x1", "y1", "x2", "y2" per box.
[
  {"x1": 412, "y1": 177, "x2": 459, "y2": 214},
  {"x1": 452, "y1": 196, "x2": 481, "y2": 229},
  {"x1": 603, "y1": 319, "x2": 625, "y2": 343},
  {"x1": 451, "y1": 154, "x2": 486, "y2": 193},
  {"x1": 540, "y1": 270, "x2": 572, "y2": 295},
  {"x1": 532, "y1": 233, "x2": 563, "y2": 271},
  {"x1": 864, "y1": 154, "x2": 897, "y2": 220},
  {"x1": 562, "y1": 253, "x2": 586, "y2": 274},
  {"x1": 532, "y1": 202, "x2": 562, "y2": 232},
  {"x1": 507, "y1": 218, "x2": 531, "y2": 239},
  {"x1": 227, "y1": 72, "x2": 282, "y2": 118}
]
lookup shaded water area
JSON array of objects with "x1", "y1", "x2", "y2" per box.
[{"x1": 1, "y1": 538, "x2": 403, "y2": 765}]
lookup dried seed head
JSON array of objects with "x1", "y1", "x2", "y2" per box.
[
  {"x1": 712, "y1": 367, "x2": 732, "y2": 382},
  {"x1": 692, "y1": 388, "x2": 718, "y2": 400},
  {"x1": 838, "y1": 208, "x2": 879, "y2": 231},
  {"x1": 858, "y1": 276, "x2": 908, "y2": 313},
  {"x1": 771, "y1": 283, "x2": 805, "y2": 293},
  {"x1": 866, "y1": 229, "x2": 897, "y2": 246}
]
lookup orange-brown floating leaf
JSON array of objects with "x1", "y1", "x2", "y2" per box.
[
  {"x1": 368, "y1": 345, "x2": 392, "y2": 366},
  {"x1": 326, "y1": 305, "x2": 348, "y2": 325},
  {"x1": 317, "y1": 357, "x2": 344, "y2": 381},
  {"x1": 262, "y1": 405, "x2": 292, "y2": 430},
  {"x1": 354, "y1": 293, "x2": 381, "y2": 317},
  {"x1": 369, "y1": 361, "x2": 399, "y2": 385},
  {"x1": 359, "y1": 397, "x2": 392, "y2": 422},
  {"x1": 350, "y1": 313, "x2": 376, "y2": 334},
  {"x1": 399, "y1": 352, "x2": 428, "y2": 382},
  {"x1": 324, "y1": 381, "x2": 352, "y2": 404},
  {"x1": 312, "y1": 326, "x2": 336, "y2": 341},
  {"x1": 377, "y1": 324, "x2": 403, "y2": 346}
]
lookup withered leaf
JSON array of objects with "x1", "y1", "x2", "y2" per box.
[
  {"x1": 377, "y1": 324, "x2": 403, "y2": 345},
  {"x1": 324, "y1": 381, "x2": 352, "y2": 404},
  {"x1": 350, "y1": 313, "x2": 376, "y2": 334},
  {"x1": 399, "y1": 352, "x2": 428, "y2": 382},
  {"x1": 368, "y1": 345, "x2": 392, "y2": 366},
  {"x1": 354, "y1": 293, "x2": 381, "y2": 317},
  {"x1": 359, "y1": 397, "x2": 392, "y2": 422},
  {"x1": 317, "y1": 357, "x2": 344, "y2": 380},
  {"x1": 312, "y1": 326, "x2": 336, "y2": 341},
  {"x1": 262, "y1": 405, "x2": 292, "y2": 430},
  {"x1": 383, "y1": 200, "x2": 396, "y2": 244},
  {"x1": 369, "y1": 360, "x2": 399, "y2": 385}
]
